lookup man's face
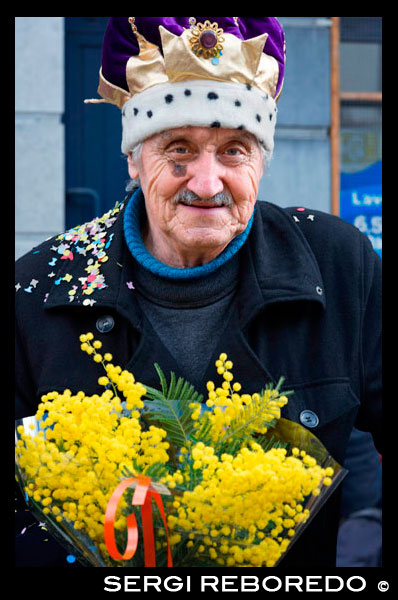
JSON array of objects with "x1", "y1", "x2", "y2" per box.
[{"x1": 127, "y1": 126, "x2": 264, "y2": 267}]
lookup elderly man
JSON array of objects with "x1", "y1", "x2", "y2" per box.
[{"x1": 15, "y1": 17, "x2": 381, "y2": 568}]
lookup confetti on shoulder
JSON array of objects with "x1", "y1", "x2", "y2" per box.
[{"x1": 47, "y1": 202, "x2": 124, "y2": 301}]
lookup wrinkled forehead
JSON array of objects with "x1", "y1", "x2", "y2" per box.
[{"x1": 150, "y1": 126, "x2": 260, "y2": 148}]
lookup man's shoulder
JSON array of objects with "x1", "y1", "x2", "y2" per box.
[
  {"x1": 15, "y1": 200, "x2": 126, "y2": 303},
  {"x1": 15, "y1": 232, "x2": 64, "y2": 298},
  {"x1": 258, "y1": 200, "x2": 358, "y2": 234},
  {"x1": 257, "y1": 200, "x2": 369, "y2": 254},
  {"x1": 256, "y1": 200, "x2": 381, "y2": 283}
]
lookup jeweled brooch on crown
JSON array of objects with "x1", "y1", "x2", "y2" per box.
[{"x1": 188, "y1": 19, "x2": 225, "y2": 62}]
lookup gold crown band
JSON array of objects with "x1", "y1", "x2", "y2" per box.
[{"x1": 91, "y1": 19, "x2": 281, "y2": 107}]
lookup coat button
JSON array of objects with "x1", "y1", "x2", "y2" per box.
[
  {"x1": 316, "y1": 286, "x2": 323, "y2": 295},
  {"x1": 96, "y1": 315, "x2": 115, "y2": 334},
  {"x1": 299, "y1": 409, "x2": 319, "y2": 428}
]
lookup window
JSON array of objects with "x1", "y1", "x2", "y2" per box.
[
  {"x1": 330, "y1": 17, "x2": 382, "y2": 257},
  {"x1": 340, "y1": 17, "x2": 382, "y2": 173}
]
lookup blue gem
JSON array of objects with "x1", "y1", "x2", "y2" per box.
[
  {"x1": 211, "y1": 57, "x2": 219, "y2": 65},
  {"x1": 66, "y1": 554, "x2": 76, "y2": 563}
]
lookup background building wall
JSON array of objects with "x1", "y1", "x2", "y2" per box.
[
  {"x1": 258, "y1": 17, "x2": 331, "y2": 211},
  {"x1": 15, "y1": 17, "x2": 65, "y2": 260}
]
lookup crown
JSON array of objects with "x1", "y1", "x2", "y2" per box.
[
  {"x1": 90, "y1": 17, "x2": 283, "y2": 109},
  {"x1": 86, "y1": 18, "x2": 286, "y2": 155}
]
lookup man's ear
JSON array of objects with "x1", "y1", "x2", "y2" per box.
[{"x1": 127, "y1": 152, "x2": 140, "y2": 180}]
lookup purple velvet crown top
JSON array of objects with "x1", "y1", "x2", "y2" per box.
[{"x1": 101, "y1": 17, "x2": 286, "y2": 100}]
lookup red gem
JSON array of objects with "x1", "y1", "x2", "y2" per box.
[
  {"x1": 297, "y1": 207, "x2": 305, "y2": 212},
  {"x1": 199, "y1": 30, "x2": 218, "y2": 49}
]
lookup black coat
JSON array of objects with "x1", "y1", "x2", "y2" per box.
[{"x1": 15, "y1": 197, "x2": 382, "y2": 568}]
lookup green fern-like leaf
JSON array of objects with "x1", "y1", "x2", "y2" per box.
[
  {"x1": 143, "y1": 364, "x2": 203, "y2": 451},
  {"x1": 254, "y1": 433, "x2": 289, "y2": 453},
  {"x1": 214, "y1": 391, "x2": 283, "y2": 455}
]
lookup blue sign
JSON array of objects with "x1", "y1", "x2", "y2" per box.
[{"x1": 340, "y1": 161, "x2": 382, "y2": 258}]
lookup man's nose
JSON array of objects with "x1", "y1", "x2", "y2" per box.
[{"x1": 185, "y1": 150, "x2": 225, "y2": 199}]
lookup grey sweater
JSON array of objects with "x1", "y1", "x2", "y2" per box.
[{"x1": 132, "y1": 251, "x2": 241, "y2": 385}]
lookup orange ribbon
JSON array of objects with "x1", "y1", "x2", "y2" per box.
[{"x1": 104, "y1": 475, "x2": 173, "y2": 567}]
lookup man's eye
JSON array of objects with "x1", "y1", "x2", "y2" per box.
[
  {"x1": 173, "y1": 146, "x2": 189, "y2": 154},
  {"x1": 225, "y1": 148, "x2": 242, "y2": 156}
]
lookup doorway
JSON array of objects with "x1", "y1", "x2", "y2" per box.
[{"x1": 65, "y1": 17, "x2": 129, "y2": 229}]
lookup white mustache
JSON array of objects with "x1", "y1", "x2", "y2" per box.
[{"x1": 174, "y1": 189, "x2": 233, "y2": 207}]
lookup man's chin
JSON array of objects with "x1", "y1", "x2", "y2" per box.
[{"x1": 175, "y1": 227, "x2": 236, "y2": 255}]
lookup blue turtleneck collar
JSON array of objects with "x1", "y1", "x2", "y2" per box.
[{"x1": 123, "y1": 187, "x2": 254, "y2": 280}]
